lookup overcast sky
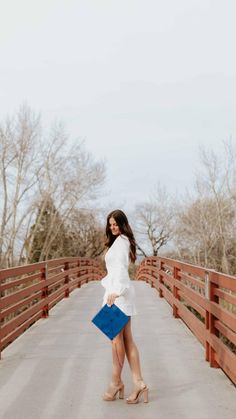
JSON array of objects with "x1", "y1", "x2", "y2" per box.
[{"x1": 1, "y1": 0, "x2": 236, "y2": 211}]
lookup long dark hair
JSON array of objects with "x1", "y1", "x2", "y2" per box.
[{"x1": 105, "y1": 209, "x2": 136, "y2": 263}]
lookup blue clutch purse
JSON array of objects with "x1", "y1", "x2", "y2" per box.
[{"x1": 92, "y1": 304, "x2": 130, "y2": 340}]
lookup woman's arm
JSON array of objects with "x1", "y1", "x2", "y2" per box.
[{"x1": 107, "y1": 235, "x2": 130, "y2": 305}]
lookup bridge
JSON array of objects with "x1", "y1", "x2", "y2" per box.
[{"x1": 0, "y1": 256, "x2": 236, "y2": 419}]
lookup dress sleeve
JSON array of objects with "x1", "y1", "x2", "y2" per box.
[{"x1": 113, "y1": 236, "x2": 130, "y2": 297}]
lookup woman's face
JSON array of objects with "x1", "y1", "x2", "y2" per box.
[{"x1": 109, "y1": 217, "x2": 121, "y2": 236}]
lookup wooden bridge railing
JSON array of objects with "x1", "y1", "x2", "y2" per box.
[
  {"x1": 135, "y1": 256, "x2": 236, "y2": 386},
  {"x1": 0, "y1": 257, "x2": 105, "y2": 359}
]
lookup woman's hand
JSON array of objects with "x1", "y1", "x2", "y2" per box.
[{"x1": 107, "y1": 293, "x2": 119, "y2": 307}]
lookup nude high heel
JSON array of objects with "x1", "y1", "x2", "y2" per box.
[
  {"x1": 102, "y1": 382, "x2": 124, "y2": 401},
  {"x1": 126, "y1": 380, "x2": 149, "y2": 404}
]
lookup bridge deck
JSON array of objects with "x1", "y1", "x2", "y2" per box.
[{"x1": 0, "y1": 281, "x2": 235, "y2": 419}]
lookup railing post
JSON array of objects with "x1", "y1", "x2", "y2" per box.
[
  {"x1": 41, "y1": 263, "x2": 49, "y2": 318},
  {"x1": 146, "y1": 259, "x2": 149, "y2": 284},
  {"x1": 77, "y1": 259, "x2": 81, "y2": 288},
  {"x1": 205, "y1": 270, "x2": 220, "y2": 368},
  {"x1": 64, "y1": 261, "x2": 70, "y2": 298},
  {"x1": 86, "y1": 262, "x2": 89, "y2": 284},
  {"x1": 173, "y1": 266, "x2": 181, "y2": 318},
  {"x1": 159, "y1": 260, "x2": 164, "y2": 298},
  {"x1": 150, "y1": 259, "x2": 155, "y2": 288},
  {"x1": 205, "y1": 271, "x2": 210, "y2": 362},
  {"x1": 91, "y1": 260, "x2": 94, "y2": 281}
]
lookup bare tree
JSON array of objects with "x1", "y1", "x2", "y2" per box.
[
  {"x1": 134, "y1": 183, "x2": 175, "y2": 257},
  {"x1": 174, "y1": 196, "x2": 234, "y2": 269},
  {"x1": 63, "y1": 209, "x2": 105, "y2": 258},
  {"x1": 0, "y1": 105, "x2": 43, "y2": 267},
  {"x1": 0, "y1": 105, "x2": 106, "y2": 267},
  {"x1": 174, "y1": 141, "x2": 236, "y2": 274},
  {"x1": 24, "y1": 127, "x2": 106, "y2": 263},
  {"x1": 220, "y1": 139, "x2": 236, "y2": 201},
  {"x1": 196, "y1": 145, "x2": 233, "y2": 273}
]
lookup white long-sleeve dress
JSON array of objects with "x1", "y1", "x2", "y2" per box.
[{"x1": 101, "y1": 234, "x2": 137, "y2": 316}]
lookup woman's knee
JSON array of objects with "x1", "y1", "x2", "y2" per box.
[
  {"x1": 112, "y1": 330, "x2": 124, "y2": 345},
  {"x1": 123, "y1": 320, "x2": 132, "y2": 341}
]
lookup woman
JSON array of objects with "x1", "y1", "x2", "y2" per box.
[{"x1": 101, "y1": 209, "x2": 149, "y2": 404}]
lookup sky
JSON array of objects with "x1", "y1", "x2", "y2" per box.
[{"x1": 1, "y1": 0, "x2": 236, "y2": 212}]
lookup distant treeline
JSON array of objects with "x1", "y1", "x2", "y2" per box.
[{"x1": 1, "y1": 106, "x2": 236, "y2": 275}]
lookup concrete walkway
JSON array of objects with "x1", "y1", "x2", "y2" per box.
[{"x1": 0, "y1": 281, "x2": 235, "y2": 419}]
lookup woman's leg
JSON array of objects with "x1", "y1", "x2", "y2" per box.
[
  {"x1": 103, "y1": 329, "x2": 126, "y2": 400},
  {"x1": 123, "y1": 319, "x2": 148, "y2": 402},
  {"x1": 123, "y1": 319, "x2": 143, "y2": 381},
  {"x1": 111, "y1": 328, "x2": 126, "y2": 384}
]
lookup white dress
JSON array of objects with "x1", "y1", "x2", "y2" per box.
[{"x1": 101, "y1": 234, "x2": 137, "y2": 316}]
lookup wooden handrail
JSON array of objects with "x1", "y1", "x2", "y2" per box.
[
  {"x1": 0, "y1": 257, "x2": 105, "y2": 359},
  {"x1": 135, "y1": 256, "x2": 236, "y2": 386}
]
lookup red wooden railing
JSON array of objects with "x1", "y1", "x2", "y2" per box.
[
  {"x1": 1, "y1": 254, "x2": 236, "y2": 387},
  {"x1": 136, "y1": 256, "x2": 236, "y2": 386},
  {"x1": 0, "y1": 257, "x2": 105, "y2": 359}
]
